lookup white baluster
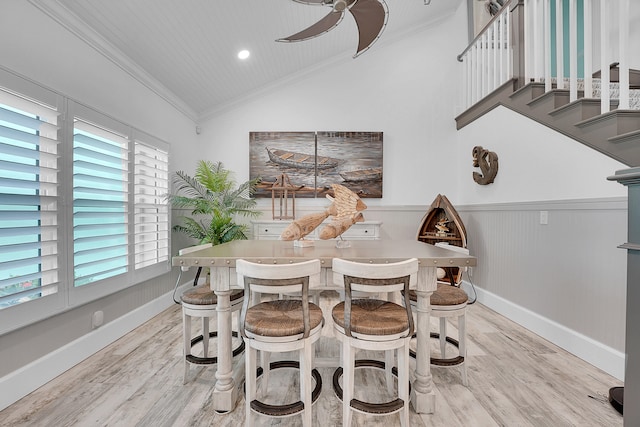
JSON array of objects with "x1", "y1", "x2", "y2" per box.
[
  {"x1": 619, "y1": 0, "x2": 630, "y2": 109},
  {"x1": 556, "y1": 0, "x2": 564, "y2": 89},
  {"x1": 600, "y1": 0, "x2": 610, "y2": 113},
  {"x1": 569, "y1": 0, "x2": 578, "y2": 101},
  {"x1": 583, "y1": 0, "x2": 593, "y2": 98},
  {"x1": 544, "y1": 0, "x2": 552, "y2": 91}
]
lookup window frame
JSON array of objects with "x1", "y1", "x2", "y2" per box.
[{"x1": 0, "y1": 68, "x2": 171, "y2": 333}]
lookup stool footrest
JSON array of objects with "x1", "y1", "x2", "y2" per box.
[
  {"x1": 186, "y1": 331, "x2": 244, "y2": 365},
  {"x1": 332, "y1": 359, "x2": 409, "y2": 415},
  {"x1": 247, "y1": 360, "x2": 322, "y2": 417},
  {"x1": 409, "y1": 332, "x2": 464, "y2": 366}
]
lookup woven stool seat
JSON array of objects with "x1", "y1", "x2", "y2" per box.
[
  {"x1": 408, "y1": 283, "x2": 468, "y2": 306},
  {"x1": 181, "y1": 284, "x2": 244, "y2": 306},
  {"x1": 332, "y1": 300, "x2": 409, "y2": 336},
  {"x1": 245, "y1": 300, "x2": 323, "y2": 337}
]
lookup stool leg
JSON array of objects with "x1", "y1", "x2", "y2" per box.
[
  {"x1": 183, "y1": 310, "x2": 191, "y2": 384},
  {"x1": 439, "y1": 317, "x2": 447, "y2": 358},
  {"x1": 202, "y1": 317, "x2": 209, "y2": 357},
  {"x1": 459, "y1": 313, "x2": 468, "y2": 386},
  {"x1": 343, "y1": 340, "x2": 355, "y2": 427},
  {"x1": 245, "y1": 344, "x2": 257, "y2": 426},
  {"x1": 260, "y1": 350, "x2": 271, "y2": 394},
  {"x1": 385, "y1": 349, "x2": 394, "y2": 395},
  {"x1": 300, "y1": 341, "x2": 313, "y2": 427},
  {"x1": 398, "y1": 339, "x2": 410, "y2": 427}
]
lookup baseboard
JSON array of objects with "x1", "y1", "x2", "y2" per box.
[
  {"x1": 464, "y1": 282, "x2": 625, "y2": 381},
  {"x1": 0, "y1": 285, "x2": 188, "y2": 411}
]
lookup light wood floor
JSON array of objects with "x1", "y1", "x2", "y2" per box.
[{"x1": 1, "y1": 291, "x2": 623, "y2": 426}]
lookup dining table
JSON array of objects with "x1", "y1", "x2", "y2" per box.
[{"x1": 172, "y1": 239, "x2": 477, "y2": 414}]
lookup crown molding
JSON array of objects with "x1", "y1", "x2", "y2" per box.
[{"x1": 28, "y1": 0, "x2": 198, "y2": 122}]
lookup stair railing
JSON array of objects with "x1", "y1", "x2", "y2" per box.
[{"x1": 457, "y1": 0, "x2": 632, "y2": 114}]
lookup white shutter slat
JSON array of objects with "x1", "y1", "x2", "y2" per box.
[{"x1": 133, "y1": 140, "x2": 169, "y2": 270}]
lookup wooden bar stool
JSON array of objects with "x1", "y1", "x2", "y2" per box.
[
  {"x1": 331, "y1": 258, "x2": 418, "y2": 427},
  {"x1": 177, "y1": 244, "x2": 244, "y2": 383},
  {"x1": 236, "y1": 259, "x2": 324, "y2": 427},
  {"x1": 408, "y1": 243, "x2": 470, "y2": 386}
]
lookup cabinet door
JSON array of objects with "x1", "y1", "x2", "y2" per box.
[
  {"x1": 340, "y1": 223, "x2": 379, "y2": 240},
  {"x1": 254, "y1": 222, "x2": 290, "y2": 240}
]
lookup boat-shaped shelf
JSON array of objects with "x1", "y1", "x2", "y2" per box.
[{"x1": 417, "y1": 194, "x2": 467, "y2": 283}]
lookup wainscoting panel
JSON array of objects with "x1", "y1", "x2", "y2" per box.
[{"x1": 458, "y1": 198, "x2": 628, "y2": 378}]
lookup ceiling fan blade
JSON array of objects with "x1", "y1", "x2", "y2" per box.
[
  {"x1": 348, "y1": 0, "x2": 388, "y2": 57},
  {"x1": 292, "y1": 0, "x2": 327, "y2": 4},
  {"x1": 277, "y1": 10, "x2": 344, "y2": 43}
]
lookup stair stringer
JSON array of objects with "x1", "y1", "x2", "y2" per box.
[{"x1": 455, "y1": 82, "x2": 640, "y2": 167}]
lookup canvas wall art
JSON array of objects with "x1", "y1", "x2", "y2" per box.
[{"x1": 249, "y1": 131, "x2": 383, "y2": 199}]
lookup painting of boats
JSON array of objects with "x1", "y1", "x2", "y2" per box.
[
  {"x1": 266, "y1": 147, "x2": 339, "y2": 170},
  {"x1": 249, "y1": 131, "x2": 383, "y2": 199},
  {"x1": 417, "y1": 194, "x2": 467, "y2": 283},
  {"x1": 339, "y1": 168, "x2": 382, "y2": 182}
]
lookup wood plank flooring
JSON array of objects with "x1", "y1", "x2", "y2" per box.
[{"x1": 1, "y1": 291, "x2": 623, "y2": 426}]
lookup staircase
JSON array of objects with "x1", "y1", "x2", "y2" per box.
[{"x1": 455, "y1": 0, "x2": 640, "y2": 167}]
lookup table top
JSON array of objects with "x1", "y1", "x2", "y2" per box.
[{"x1": 172, "y1": 239, "x2": 477, "y2": 269}]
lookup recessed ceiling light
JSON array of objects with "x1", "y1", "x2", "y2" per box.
[{"x1": 238, "y1": 50, "x2": 250, "y2": 60}]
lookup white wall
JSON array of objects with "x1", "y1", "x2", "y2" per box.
[
  {"x1": 455, "y1": 106, "x2": 627, "y2": 204},
  {"x1": 192, "y1": 8, "x2": 469, "y2": 208}
]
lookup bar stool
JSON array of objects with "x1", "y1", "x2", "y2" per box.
[
  {"x1": 177, "y1": 243, "x2": 245, "y2": 383},
  {"x1": 236, "y1": 259, "x2": 324, "y2": 427},
  {"x1": 331, "y1": 258, "x2": 418, "y2": 427},
  {"x1": 408, "y1": 243, "x2": 470, "y2": 386}
]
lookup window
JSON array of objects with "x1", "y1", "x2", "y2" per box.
[
  {"x1": 73, "y1": 119, "x2": 129, "y2": 287},
  {"x1": 0, "y1": 86, "x2": 60, "y2": 311},
  {"x1": 133, "y1": 136, "x2": 169, "y2": 270},
  {"x1": 0, "y1": 70, "x2": 171, "y2": 333}
]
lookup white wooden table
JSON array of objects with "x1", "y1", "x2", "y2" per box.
[{"x1": 172, "y1": 239, "x2": 477, "y2": 414}]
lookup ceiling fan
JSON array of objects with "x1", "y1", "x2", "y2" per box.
[{"x1": 277, "y1": 0, "x2": 389, "y2": 58}]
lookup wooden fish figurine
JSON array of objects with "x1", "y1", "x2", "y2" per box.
[
  {"x1": 318, "y1": 184, "x2": 367, "y2": 240},
  {"x1": 326, "y1": 183, "x2": 367, "y2": 219},
  {"x1": 280, "y1": 183, "x2": 367, "y2": 242},
  {"x1": 318, "y1": 212, "x2": 364, "y2": 240},
  {"x1": 280, "y1": 211, "x2": 330, "y2": 241}
]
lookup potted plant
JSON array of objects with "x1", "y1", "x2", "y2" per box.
[{"x1": 167, "y1": 160, "x2": 261, "y2": 245}]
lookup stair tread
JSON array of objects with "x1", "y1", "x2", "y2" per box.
[
  {"x1": 608, "y1": 129, "x2": 640, "y2": 143},
  {"x1": 574, "y1": 109, "x2": 640, "y2": 128}
]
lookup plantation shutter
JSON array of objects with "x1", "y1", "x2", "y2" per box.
[
  {"x1": 134, "y1": 139, "x2": 169, "y2": 269},
  {"x1": 73, "y1": 119, "x2": 129, "y2": 287},
  {"x1": 0, "y1": 87, "x2": 60, "y2": 308}
]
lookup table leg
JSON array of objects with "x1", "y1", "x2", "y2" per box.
[
  {"x1": 213, "y1": 288, "x2": 237, "y2": 412},
  {"x1": 410, "y1": 267, "x2": 437, "y2": 413}
]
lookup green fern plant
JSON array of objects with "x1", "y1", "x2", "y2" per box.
[{"x1": 167, "y1": 160, "x2": 261, "y2": 245}]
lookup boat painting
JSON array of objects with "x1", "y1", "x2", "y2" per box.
[
  {"x1": 250, "y1": 131, "x2": 383, "y2": 199},
  {"x1": 339, "y1": 167, "x2": 382, "y2": 182},
  {"x1": 266, "y1": 147, "x2": 339, "y2": 170}
]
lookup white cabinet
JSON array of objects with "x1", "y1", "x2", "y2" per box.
[{"x1": 251, "y1": 220, "x2": 382, "y2": 240}]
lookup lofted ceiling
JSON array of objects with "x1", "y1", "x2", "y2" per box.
[{"x1": 31, "y1": 0, "x2": 464, "y2": 121}]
